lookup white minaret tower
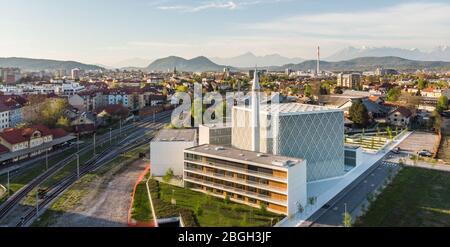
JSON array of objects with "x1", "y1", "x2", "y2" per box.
[
  {"x1": 317, "y1": 46, "x2": 320, "y2": 76},
  {"x1": 251, "y1": 68, "x2": 261, "y2": 152}
]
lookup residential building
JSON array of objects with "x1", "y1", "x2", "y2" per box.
[
  {"x1": 0, "y1": 105, "x2": 10, "y2": 131},
  {"x1": 184, "y1": 144, "x2": 306, "y2": 215},
  {"x1": 150, "y1": 129, "x2": 197, "y2": 177},
  {"x1": 71, "y1": 68, "x2": 81, "y2": 80},
  {"x1": 387, "y1": 107, "x2": 413, "y2": 127},
  {"x1": 337, "y1": 73, "x2": 362, "y2": 89}
]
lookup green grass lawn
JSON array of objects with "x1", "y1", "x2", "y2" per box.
[
  {"x1": 131, "y1": 180, "x2": 153, "y2": 223},
  {"x1": 355, "y1": 167, "x2": 450, "y2": 227},
  {"x1": 148, "y1": 180, "x2": 283, "y2": 227}
]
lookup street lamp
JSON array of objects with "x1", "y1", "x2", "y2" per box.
[
  {"x1": 109, "y1": 128, "x2": 112, "y2": 144},
  {"x1": 75, "y1": 154, "x2": 80, "y2": 179}
]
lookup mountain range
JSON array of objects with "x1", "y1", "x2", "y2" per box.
[
  {"x1": 0, "y1": 57, "x2": 104, "y2": 72},
  {"x1": 146, "y1": 56, "x2": 227, "y2": 72},
  {"x1": 210, "y1": 52, "x2": 303, "y2": 67},
  {"x1": 326, "y1": 46, "x2": 450, "y2": 62},
  {"x1": 281, "y1": 56, "x2": 450, "y2": 72}
]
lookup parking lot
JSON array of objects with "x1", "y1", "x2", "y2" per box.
[{"x1": 397, "y1": 131, "x2": 438, "y2": 154}]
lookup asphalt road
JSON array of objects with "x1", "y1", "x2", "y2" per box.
[{"x1": 304, "y1": 154, "x2": 401, "y2": 227}]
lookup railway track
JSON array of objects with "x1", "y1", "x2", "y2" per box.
[
  {"x1": 18, "y1": 120, "x2": 169, "y2": 226},
  {"x1": 0, "y1": 111, "x2": 173, "y2": 223}
]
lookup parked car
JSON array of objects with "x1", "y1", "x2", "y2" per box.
[
  {"x1": 418, "y1": 150, "x2": 433, "y2": 157},
  {"x1": 392, "y1": 147, "x2": 401, "y2": 154}
]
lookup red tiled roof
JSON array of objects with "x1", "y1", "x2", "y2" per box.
[
  {"x1": 0, "y1": 144, "x2": 9, "y2": 154},
  {"x1": 73, "y1": 124, "x2": 95, "y2": 133},
  {"x1": 51, "y1": 128, "x2": 68, "y2": 138},
  {"x1": 0, "y1": 125, "x2": 53, "y2": 145}
]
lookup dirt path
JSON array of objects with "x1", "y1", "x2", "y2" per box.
[
  {"x1": 438, "y1": 117, "x2": 450, "y2": 161},
  {"x1": 49, "y1": 159, "x2": 148, "y2": 227}
]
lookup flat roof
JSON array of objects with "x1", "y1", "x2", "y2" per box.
[
  {"x1": 185, "y1": 144, "x2": 303, "y2": 168},
  {"x1": 153, "y1": 129, "x2": 196, "y2": 142},
  {"x1": 234, "y1": 103, "x2": 341, "y2": 115},
  {"x1": 199, "y1": 123, "x2": 232, "y2": 129}
]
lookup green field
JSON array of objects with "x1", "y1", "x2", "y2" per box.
[
  {"x1": 355, "y1": 167, "x2": 450, "y2": 227},
  {"x1": 148, "y1": 179, "x2": 284, "y2": 227}
]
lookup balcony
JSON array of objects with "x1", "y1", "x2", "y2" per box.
[
  {"x1": 185, "y1": 158, "x2": 287, "y2": 183},
  {"x1": 184, "y1": 174, "x2": 287, "y2": 206},
  {"x1": 184, "y1": 166, "x2": 287, "y2": 194}
]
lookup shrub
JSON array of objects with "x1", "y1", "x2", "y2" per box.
[{"x1": 163, "y1": 168, "x2": 174, "y2": 183}]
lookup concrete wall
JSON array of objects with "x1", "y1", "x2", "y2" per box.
[
  {"x1": 287, "y1": 160, "x2": 307, "y2": 216},
  {"x1": 150, "y1": 141, "x2": 196, "y2": 176}
]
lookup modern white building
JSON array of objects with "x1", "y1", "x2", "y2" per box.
[
  {"x1": 198, "y1": 124, "x2": 232, "y2": 146},
  {"x1": 150, "y1": 129, "x2": 197, "y2": 177},
  {"x1": 184, "y1": 144, "x2": 306, "y2": 215},
  {"x1": 232, "y1": 103, "x2": 345, "y2": 181}
]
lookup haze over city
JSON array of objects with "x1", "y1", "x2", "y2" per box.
[{"x1": 1, "y1": 0, "x2": 450, "y2": 66}]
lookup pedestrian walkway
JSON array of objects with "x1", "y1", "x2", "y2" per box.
[{"x1": 275, "y1": 131, "x2": 412, "y2": 227}]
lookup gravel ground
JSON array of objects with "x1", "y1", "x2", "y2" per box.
[
  {"x1": 48, "y1": 159, "x2": 148, "y2": 227},
  {"x1": 397, "y1": 131, "x2": 437, "y2": 154}
]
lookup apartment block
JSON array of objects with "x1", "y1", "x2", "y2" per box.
[{"x1": 184, "y1": 144, "x2": 307, "y2": 215}]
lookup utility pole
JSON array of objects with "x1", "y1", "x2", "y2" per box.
[
  {"x1": 77, "y1": 133, "x2": 80, "y2": 153},
  {"x1": 120, "y1": 119, "x2": 122, "y2": 137},
  {"x1": 45, "y1": 150, "x2": 48, "y2": 171},
  {"x1": 36, "y1": 189, "x2": 39, "y2": 216},
  {"x1": 93, "y1": 132, "x2": 96, "y2": 156},
  {"x1": 76, "y1": 154, "x2": 80, "y2": 179},
  {"x1": 7, "y1": 170, "x2": 10, "y2": 197}
]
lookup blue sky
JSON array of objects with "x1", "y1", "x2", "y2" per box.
[{"x1": 0, "y1": 0, "x2": 449, "y2": 65}]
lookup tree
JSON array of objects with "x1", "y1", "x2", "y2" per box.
[
  {"x1": 224, "y1": 194, "x2": 230, "y2": 205},
  {"x1": 349, "y1": 100, "x2": 370, "y2": 127},
  {"x1": 436, "y1": 95, "x2": 449, "y2": 113},
  {"x1": 386, "y1": 126, "x2": 393, "y2": 140},
  {"x1": 417, "y1": 78, "x2": 427, "y2": 90},
  {"x1": 176, "y1": 85, "x2": 188, "y2": 93},
  {"x1": 343, "y1": 212, "x2": 352, "y2": 227},
  {"x1": 260, "y1": 203, "x2": 267, "y2": 214},
  {"x1": 56, "y1": 116, "x2": 70, "y2": 130},
  {"x1": 386, "y1": 88, "x2": 401, "y2": 102},
  {"x1": 37, "y1": 98, "x2": 69, "y2": 128},
  {"x1": 304, "y1": 84, "x2": 312, "y2": 98},
  {"x1": 163, "y1": 168, "x2": 174, "y2": 183}
]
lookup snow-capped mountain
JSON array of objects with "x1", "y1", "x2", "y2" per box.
[
  {"x1": 210, "y1": 52, "x2": 303, "y2": 67},
  {"x1": 326, "y1": 46, "x2": 450, "y2": 62}
]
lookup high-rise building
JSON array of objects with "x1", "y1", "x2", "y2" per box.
[
  {"x1": 71, "y1": 68, "x2": 80, "y2": 80},
  {"x1": 337, "y1": 73, "x2": 362, "y2": 89}
]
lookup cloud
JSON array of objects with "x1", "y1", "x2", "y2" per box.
[
  {"x1": 155, "y1": 0, "x2": 287, "y2": 13},
  {"x1": 244, "y1": 2, "x2": 450, "y2": 46}
]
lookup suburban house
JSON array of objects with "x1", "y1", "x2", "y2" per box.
[
  {"x1": 71, "y1": 112, "x2": 97, "y2": 134},
  {"x1": 387, "y1": 107, "x2": 413, "y2": 127}
]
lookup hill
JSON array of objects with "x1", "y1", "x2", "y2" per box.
[
  {"x1": 146, "y1": 56, "x2": 226, "y2": 72},
  {"x1": 0, "y1": 57, "x2": 104, "y2": 71}
]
